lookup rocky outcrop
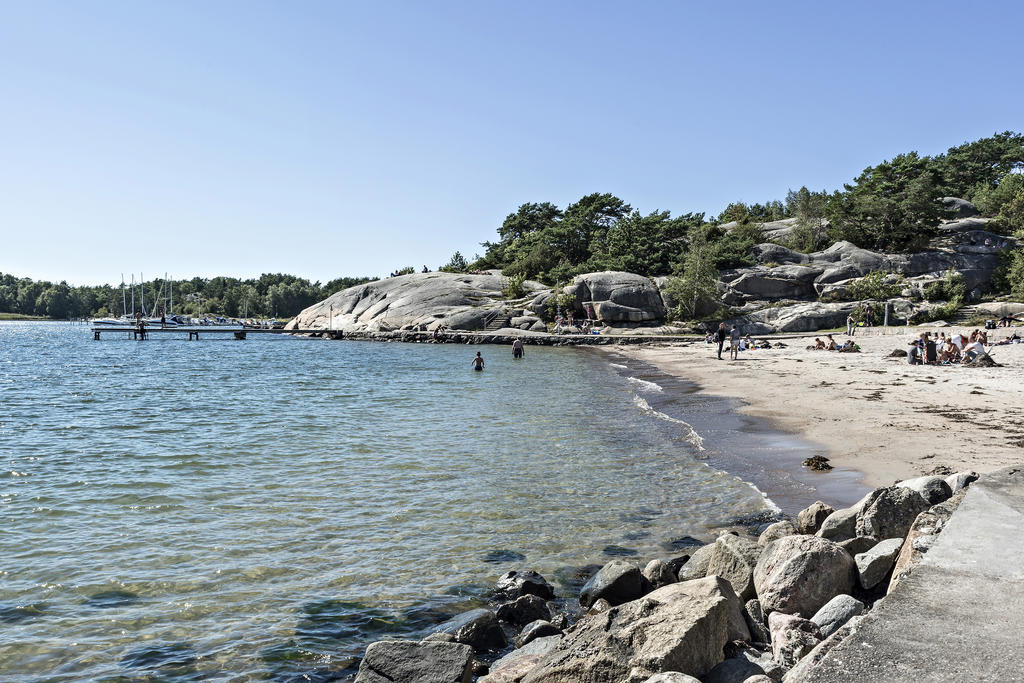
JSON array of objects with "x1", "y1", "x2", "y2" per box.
[
  {"x1": 355, "y1": 639, "x2": 473, "y2": 683},
  {"x1": 570, "y1": 272, "x2": 667, "y2": 323},
  {"x1": 521, "y1": 582, "x2": 731, "y2": 682}
]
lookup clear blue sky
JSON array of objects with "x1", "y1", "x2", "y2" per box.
[{"x1": 2, "y1": 1, "x2": 1022, "y2": 285}]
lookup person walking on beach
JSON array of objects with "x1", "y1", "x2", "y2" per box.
[
  {"x1": 729, "y1": 325, "x2": 741, "y2": 360},
  {"x1": 512, "y1": 338, "x2": 524, "y2": 359},
  {"x1": 715, "y1": 322, "x2": 727, "y2": 359},
  {"x1": 471, "y1": 351, "x2": 485, "y2": 371}
]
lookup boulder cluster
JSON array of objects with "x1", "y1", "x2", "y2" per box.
[{"x1": 353, "y1": 471, "x2": 978, "y2": 683}]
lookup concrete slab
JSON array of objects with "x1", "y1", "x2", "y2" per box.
[{"x1": 788, "y1": 467, "x2": 1024, "y2": 682}]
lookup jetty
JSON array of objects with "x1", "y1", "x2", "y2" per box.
[{"x1": 90, "y1": 326, "x2": 341, "y2": 340}]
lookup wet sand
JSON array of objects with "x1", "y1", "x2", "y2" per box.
[{"x1": 612, "y1": 328, "x2": 1024, "y2": 489}]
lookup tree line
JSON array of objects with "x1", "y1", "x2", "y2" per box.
[
  {"x1": 449, "y1": 131, "x2": 1024, "y2": 314},
  {"x1": 0, "y1": 273, "x2": 375, "y2": 320}
]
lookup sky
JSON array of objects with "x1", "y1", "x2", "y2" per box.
[{"x1": 2, "y1": 1, "x2": 1023, "y2": 286}]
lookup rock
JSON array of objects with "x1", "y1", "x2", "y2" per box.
[
  {"x1": 780, "y1": 616, "x2": 863, "y2": 682},
  {"x1": 723, "y1": 301, "x2": 858, "y2": 335},
  {"x1": 743, "y1": 677, "x2": 775, "y2": 683},
  {"x1": 768, "y1": 612, "x2": 822, "y2": 669},
  {"x1": 480, "y1": 636, "x2": 560, "y2": 683},
  {"x1": 520, "y1": 581, "x2": 731, "y2": 683},
  {"x1": 702, "y1": 656, "x2": 766, "y2": 683},
  {"x1": 643, "y1": 559, "x2": 678, "y2": 588},
  {"x1": 810, "y1": 594, "x2": 864, "y2": 638},
  {"x1": 497, "y1": 595, "x2": 551, "y2": 627},
  {"x1": 707, "y1": 534, "x2": 761, "y2": 602},
  {"x1": 355, "y1": 639, "x2": 473, "y2": 683},
  {"x1": 586, "y1": 598, "x2": 612, "y2": 614},
  {"x1": 855, "y1": 537, "x2": 903, "y2": 590},
  {"x1": 578, "y1": 560, "x2": 647, "y2": 608},
  {"x1": 678, "y1": 575, "x2": 751, "y2": 642},
  {"x1": 816, "y1": 507, "x2": 858, "y2": 542},
  {"x1": 837, "y1": 536, "x2": 878, "y2": 557},
  {"x1": 888, "y1": 489, "x2": 966, "y2": 592},
  {"x1": 940, "y1": 197, "x2": 980, "y2": 218},
  {"x1": 758, "y1": 520, "x2": 797, "y2": 546},
  {"x1": 855, "y1": 486, "x2": 930, "y2": 541},
  {"x1": 896, "y1": 476, "x2": 953, "y2": 505},
  {"x1": 641, "y1": 674, "x2": 701, "y2": 683},
  {"x1": 495, "y1": 570, "x2": 556, "y2": 601},
  {"x1": 797, "y1": 502, "x2": 835, "y2": 535},
  {"x1": 945, "y1": 470, "x2": 980, "y2": 493},
  {"x1": 743, "y1": 599, "x2": 771, "y2": 644},
  {"x1": 678, "y1": 543, "x2": 715, "y2": 581},
  {"x1": 752, "y1": 242, "x2": 810, "y2": 265},
  {"x1": 514, "y1": 620, "x2": 561, "y2": 648},
  {"x1": 431, "y1": 608, "x2": 507, "y2": 651},
  {"x1": 802, "y1": 455, "x2": 832, "y2": 471},
  {"x1": 572, "y1": 271, "x2": 667, "y2": 323},
  {"x1": 753, "y1": 535, "x2": 856, "y2": 617}
]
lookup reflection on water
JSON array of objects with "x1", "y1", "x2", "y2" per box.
[{"x1": 0, "y1": 323, "x2": 813, "y2": 680}]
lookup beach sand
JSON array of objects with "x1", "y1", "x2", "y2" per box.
[{"x1": 614, "y1": 328, "x2": 1024, "y2": 489}]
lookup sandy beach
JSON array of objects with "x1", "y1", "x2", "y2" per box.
[{"x1": 614, "y1": 327, "x2": 1024, "y2": 489}]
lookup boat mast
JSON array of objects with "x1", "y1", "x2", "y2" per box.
[
  {"x1": 168, "y1": 273, "x2": 172, "y2": 316},
  {"x1": 121, "y1": 273, "x2": 127, "y2": 317},
  {"x1": 131, "y1": 274, "x2": 135, "y2": 315},
  {"x1": 140, "y1": 272, "x2": 146, "y2": 317}
]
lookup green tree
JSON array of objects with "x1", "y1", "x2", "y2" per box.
[
  {"x1": 439, "y1": 251, "x2": 469, "y2": 273},
  {"x1": 935, "y1": 131, "x2": 1024, "y2": 199},
  {"x1": 784, "y1": 186, "x2": 830, "y2": 252},
  {"x1": 664, "y1": 230, "x2": 720, "y2": 319}
]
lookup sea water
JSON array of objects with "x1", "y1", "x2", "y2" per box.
[{"x1": 0, "y1": 323, "x2": 858, "y2": 680}]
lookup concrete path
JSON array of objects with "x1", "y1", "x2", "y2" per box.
[{"x1": 792, "y1": 466, "x2": 1024, "y2": 682}]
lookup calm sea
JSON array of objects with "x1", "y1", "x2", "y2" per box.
[{"x1": 0, "y1": 322, "x2": 861, "y2": 681}]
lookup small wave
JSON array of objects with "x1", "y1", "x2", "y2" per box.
[
  {"x1": 632, "y1": 394, "x2": 705, "y2": 452},
  {"x1": 608, "y1": 363, "x2": 627, "y2": 369},
  {"x1": 627, "y1": 377, "x2": 663, "y2": 393}
]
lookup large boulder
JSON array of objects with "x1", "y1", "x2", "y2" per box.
[
  {"x1": 855, "y1": 486, "x2": 930, "y2": 541},
  {"x1": 521, "y1": 581, "x2": 731, "y2": 683},
  {"x1": 479, "y1": 636, "x2": 561, "y2": 683},
  {"x1": 495, "y1": 570, "x2": 556, "y2": 601},
  {"x1": 678, "y1": 543, "x2": 715, "y2": 581},
  {"x1": 854, "y1": 537, "x2": 903, "y2": 590},
  {"x1": 579, "y1": 560, "x2": 647, "y2": 608},
  {"x1": 514, "y1": 620, "x2": 561, "y2": 648},
  {"x1": 572, "y1": 272, "x2": 667, "y2": 323},
  {"x1": 725, "y1": 301, "x2": 859, "y2": 335},
  {"x1": 944, "y1": 471, "x2": 980, "y2": 493},
  {"x1": 816, "y1": 507, "x2": 858, "y2": 543},
  {"x1": 940, "y1": 197, "x2": 980, "y2": 218},
  {"x1": 810, "y1": 594, "x2": 864, "y2": 639},
  {"x1": 497, "y1": 594, "x2": 551, "y2": 627},
  {"x1": 643, "y1": 559, "x2": 678, "y2": 589},
  {"x1": 289, "y1": 271, "x2": 547, "y2": 333},
  {"x1": 430, "y1": 608, "x2": 507, "y2": 651},
  {"x1": 797, "y1": 502, "x2": 835, "y2": 535},
  {"x1": 751, "y1": 243, "x2": 809, "y2": 265},
  {"x1": 896, "y1": 476, "x2": 952, "y2": 505},
  {"x1": 758, "y1": 520, "x2": 797, "y2": 546},
  {"x1": 753, "y1": 535, "x2": 856, "y2": 617},
  {"x1": 706, "y1": 534, "x2": 761, "y2": 602},
  {"x1": 355, "y1": 639, "x2": 473, "y2": 683},
  {"x1": 678, "y1": 576, "x2": 751, "y2": 642},
  {"x1": 743, "y1": 599, "x2": 771, "y2": 644}
]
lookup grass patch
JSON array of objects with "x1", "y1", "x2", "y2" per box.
[{"x1": 0, "y1": 313, "x2": 52, "y2": 321}]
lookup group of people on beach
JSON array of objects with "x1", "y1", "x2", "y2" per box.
[
  {"x1": 809, "y1": 334, "x2": 860, "y2": 353},
  {"x1": 907, "y1": 329, "x2": 992, "y2": 365},
  {"x1": 708, "y1": 323, "x2": 770, "y2": 360}
]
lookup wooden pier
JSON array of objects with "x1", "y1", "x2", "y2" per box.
[{"x1": 91, "y1": 326, "x2": 341, "y2": 340}]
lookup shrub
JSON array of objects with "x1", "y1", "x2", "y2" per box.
[{"x1": 502, "y1": 272, "x2": 526, "y2": 299}]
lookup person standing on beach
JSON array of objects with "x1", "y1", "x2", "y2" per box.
[
  {"x1": 471, "y1": 351, "x2": 485, "y2": 371},
  {"x1": 729, "y1": 325, "x2": 741, "y2": 360},
  {"x1": 715, "y1": 322, "x2": 727, "y2": 359},
  {"x1": 847, "y1": 313, "x2": 855, "y2": 336},
  {"x1": 512, "y1": 338, "x2": 524, "y2": 359}
]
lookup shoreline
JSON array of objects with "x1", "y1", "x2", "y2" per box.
[{"x1": 610, "y1": 330, "x2": 1024, "y2": 489}]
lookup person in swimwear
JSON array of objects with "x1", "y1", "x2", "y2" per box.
[
  {"x1": 512, "y1": 338, "x2": 524, "y2": 359},
  {"x1": 471, "y1": 351, "x2": 485, "y2": 371}
]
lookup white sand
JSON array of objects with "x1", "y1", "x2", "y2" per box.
[{"x1": 614, "y1": 328, "x2": 1024, "y2": 489}]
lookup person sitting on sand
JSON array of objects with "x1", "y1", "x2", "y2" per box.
[
  {"x1": 826, "y1": 334, "x2": 838, "y2": 351},
  {"x1": 471, "y1": 351, "x2": 485, "y2": 371},
  {"x1": 938, "y1": 338, "x2": 958, "y2": 363},
  {"x1": 964, "y1": 338, "x2": 986, "y2": 363},
  {"x1": 813, "y1": 337, "x2": 826, "y2": 350},
  {"x1": 907, "y1": 339, "x2": 923, "y2": 365}
]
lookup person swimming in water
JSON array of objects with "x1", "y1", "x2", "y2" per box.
[
  {"x1": 512, "y1": 338, "x2": 524, "y2": 359},
  {"x1": 471, "y1": 351, "x2": 485, "y2": 371}
]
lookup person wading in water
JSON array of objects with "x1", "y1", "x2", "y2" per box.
[
  {"x1": 471, "y1": 351, "x2": 485, "y2": 371},
  {"x1": 512, "y1": 338, "x2": 524, "y2": 359}
]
